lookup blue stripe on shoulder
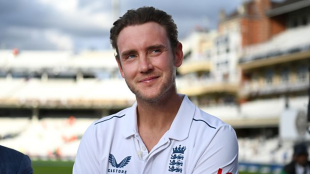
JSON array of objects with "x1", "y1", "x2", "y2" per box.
[
  {"x1": 193, "y1": 118, "x2": 216, "y2": 129},
  {"x1": 95, "y1": 114, "x2": 126, "y2": 125}
]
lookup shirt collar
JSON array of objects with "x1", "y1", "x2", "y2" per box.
[
  {"x1": 167, "y1": 95, "x2": 195, "y2": 141},
  {"x1": 122, "y1": 102, "x2": 138, "y2": 138},
  {"x1": 296, "y1": 162, "x2": 309, "y2": 174},
  {"x1": 121, "y1": 95, "x2": 195, "y2": 141}
]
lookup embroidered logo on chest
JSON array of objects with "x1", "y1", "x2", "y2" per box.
[
  {"x1": 108, "y1": 154, "x2": 131, "y2": 173},
  {"x1": 168, "y1": 145, "x2": 186, "y2": 173}
]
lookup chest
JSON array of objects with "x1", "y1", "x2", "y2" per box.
[{"x1": 101, "y1": 138, "x2": 194, "y2": 174}]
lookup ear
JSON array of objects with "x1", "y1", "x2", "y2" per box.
[
  {"x1": 174, "y1": 42, "x2": 183, "y2": 67},
  {"x1": 116, "y1": 57, "x2": 125, "y2": 78}
]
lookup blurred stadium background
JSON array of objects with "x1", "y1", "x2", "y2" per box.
[{"x1": 0, "y1": 0, "x2": 310, "y2": 173}]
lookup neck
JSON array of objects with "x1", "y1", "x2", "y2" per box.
[
  {"x1": 136, "y1": 92, "x2": 183, "y2": 130},
  {"x1": 136, "y1": 91, "x2": 183, "y2": 152}
]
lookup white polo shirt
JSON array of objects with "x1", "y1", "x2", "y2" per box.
[{"x1": 73, "y1": 95, "x2": 238, "y2": 174}]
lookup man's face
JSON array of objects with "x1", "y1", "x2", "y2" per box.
[
  {"x1": 295, "y1": 154, "x2": 308, "y2": 167},
  {"x1": 116, "y1": 22, "x2": 183, "y2": 103}
]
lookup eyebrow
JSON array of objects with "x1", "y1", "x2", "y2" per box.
[
  {"x1": 120, "y1": 50, "x2": 137, "y2": 58},
  {"x1": 120, "y1": 44, "x2": 168, "y2": 58},
  {"x1": 146, "y1": 44, "x2": 167, "y2": 51}
]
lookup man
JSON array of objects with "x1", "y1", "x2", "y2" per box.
[
  {"x1": 73, "y1": 6, "x2": 238, "y2": 174},
  {"x1": 0, "y1": 145, "x2": 33, "y2": 174},
  {"x1": 282, "y1": 143, "x2": 310, "y2": 174}
]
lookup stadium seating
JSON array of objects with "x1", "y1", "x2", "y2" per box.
[{"x1": 0, "y1": 117, "x2": 97, "y2": 160}]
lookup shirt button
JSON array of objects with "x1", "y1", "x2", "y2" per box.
[{"x1": 142, "y1": 146, "x2": 146, "y2": 151}]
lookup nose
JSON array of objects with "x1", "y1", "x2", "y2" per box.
[{"x1": 138, "y1": 55, "x2": 153, "y2": 73}]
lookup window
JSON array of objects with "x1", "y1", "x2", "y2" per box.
[
  {"x1": 302, "y1": 16, "x2": 308, "y2": 26},
  {"x1": 281, "y1": 67, "x2": 289, "y2": 83},
  {"x1": 265, "y1": 69, "x2": 273, "y2": 84},
  {"x1": 0, "y1": 71, "x2": 6, "y2": 78},
  {"x1": 224, "y1": 36, "x2": 229, "y2": 44},
  {"x1": 226, "y1": 47, "x2": 230, "y2": 53},
  {"x1": 252, "y1": 73, "x2": 259, "y2": 88},
  {"x1": 252, "y1": 73, "x2": 259, "y2": 82},
  {"x1": 297, "y1": 65, "x2": 307, "y2": 82},
  {"x1": 290, "y1": 18, "x2": 299, "y2": 28}
]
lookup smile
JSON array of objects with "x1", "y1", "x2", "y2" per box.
[{"x1": 139, "y1": 76, "x2": 159, "y2": 83}]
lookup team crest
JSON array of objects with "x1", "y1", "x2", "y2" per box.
[
  {"x1": 168, "y1": 145, "x2": 186, "y2": 173},
  {"x1": 108, "y1": 154, "x2": 131, "y2": 173}
]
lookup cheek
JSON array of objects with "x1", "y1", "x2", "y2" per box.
[
  {"x1": 122, "y1": 64, "x2": 137, "y2": 78},
  {"x1": 152, "y1": 56, "x2": 174, "y2": 70}
]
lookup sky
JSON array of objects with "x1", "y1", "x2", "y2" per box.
[{"x1": 0, "y1": 0, "x2": 241, "y2": 52}]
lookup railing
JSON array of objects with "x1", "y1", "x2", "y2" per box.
[
  {"x1": 176, "y1": 77, "x2": 238, "y2": 88},
  {"x1": 240, "y1": 80, "x2": 309, "y2": 97}
]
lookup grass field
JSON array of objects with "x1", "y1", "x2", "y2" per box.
[
  {"x1": 32, "y1": 160, "x2": 267, "y2": 174},
  {"x1": 33, "y1": 160, "x2": 73, "y2": 174}
]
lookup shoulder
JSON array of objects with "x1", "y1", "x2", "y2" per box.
[
  {"x1": 74, "y1": 107, "x2": 134, "y2": 172},
  {"x1": 94, "y1": 109, "x2": 129, "y2": 126},
  {"x1": 192, "y1": 107, "x2": 231, "y2": 131},
  {"x1": 81, "y1": 107, "x2": 131, "y2": 138},
  {"x1": 18, "y1": 155, "x2": 33, "y2": 174},
  {"x1": 191, "y1": 107, "x2": 238, "y2": 147},
  {"x1": 283, "y1": 161, "x2": 295, "y2": 173},
  {"x1": 189, "y1": 108, "x2": 239, "y2": 173},
  {"x1": 91, "y1": 107, "x2": 130, "y2": 128},
  {"x1": 0, "y1": 145, "x2": 24, "y2": 160},
  {"x1": 0, "y1": 146, "x2": 33, "y2": 174},
  {"x1": 181, "y1": 95, "x2": 229, "y2": 130}
]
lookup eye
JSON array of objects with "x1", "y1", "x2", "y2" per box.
[
  {"x1": 152, "y1": 49, "x2": 161, "y2": 53},
  {"x1": 127, "y1": 54, "x2": 137, "y2": 59},
  {"x1": 149, "y1": 48, "x2": 162, "y2": 56},
  {"x1": 120, "y1": 53, "x2": 137, "y2": 61}
]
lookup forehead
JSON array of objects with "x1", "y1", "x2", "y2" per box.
[{"x1": 116, "y1": 22, "x2": 170, "y2": 52}]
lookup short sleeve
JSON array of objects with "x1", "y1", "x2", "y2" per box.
[
  {"x1": 193, "y1": 125, "x2": 239, "y2": 174},
  {"x1": 73, "y1": 124, "x2": 100, "y2": 174}
]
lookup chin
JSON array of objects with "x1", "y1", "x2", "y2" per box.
[
  {"x1": 126, "y1": 80, "x2": 174, "y2": 103},
  {"x1": 136, "y1": 93, "x2": 163, "y2": 103}
]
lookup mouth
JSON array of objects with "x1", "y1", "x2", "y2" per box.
[{"x1": 139, "y1": 76, "x2": 159, "y2": 83}]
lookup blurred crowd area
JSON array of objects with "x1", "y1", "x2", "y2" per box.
[{"x1": 0, "y1": 115, "x2": 297, "y2": 164}]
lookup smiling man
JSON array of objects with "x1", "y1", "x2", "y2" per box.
[{"x1": 73, "y1": 7, "x2": 238, "y2": 174}]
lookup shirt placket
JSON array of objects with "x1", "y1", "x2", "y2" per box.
[
  {"x1": 133, "y1": 134, "x2": 149, "y2": 174},
  {"x1": 133, "y1": 133, "x2": 171, "y2": 174}
]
